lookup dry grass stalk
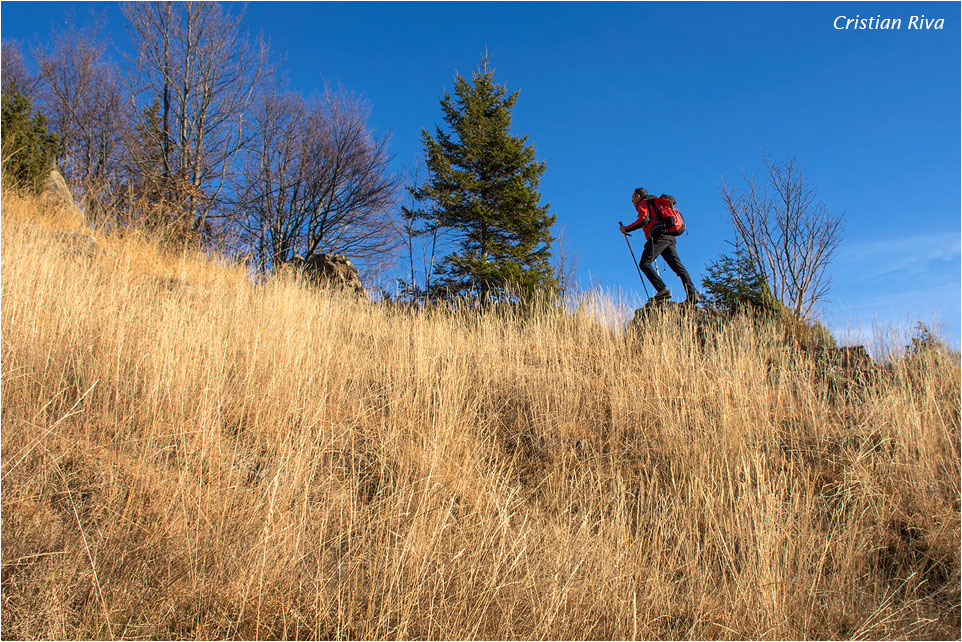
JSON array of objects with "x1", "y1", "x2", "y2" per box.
[{"x1": 2, "y1": 188, "x2": 959, "y2": 639}]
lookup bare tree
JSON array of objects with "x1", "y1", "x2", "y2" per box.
[
  {"x1": 1, "y1": 40, "x2": 37, "y2": 97},
  {"x1": 33, "y1": 22, "x2": 129, "y2": 222},
  {"x1": 554, "y1": 224, "x2": 581, "y2": 303},
  {"x1": 397, "y1": 163, "x2": 443, "y2": 302},
  {"x1": 237, "y1": 83, "x2": 401, "y2": 275},
  {"x1": 722, "y1": 153, "x2": 844, "y2": 319},
  {"x1": 123, "y1": 1, "x2": 269, "y2": 237},
  {"x1": 236, "y1": 85, "x2": 304, "y2": 269}
]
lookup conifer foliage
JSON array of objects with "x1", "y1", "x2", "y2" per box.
[
  {"x1": 1, "y1": 89, "x2": 58, "y2": 195},
  {"x1": 406, "y1": 55, "x2": 556, "y2": 302},
  {"x1": 701, "y1": 243, "x2": 781, "y2": 317}
]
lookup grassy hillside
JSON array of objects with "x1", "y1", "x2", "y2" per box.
[{"x1": 2, "y1": 189, "x2": 959, "y2": 639}]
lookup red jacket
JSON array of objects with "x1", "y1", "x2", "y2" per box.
[{"x1": 624, "y1": 199, "x2": 660, "y2": 240}]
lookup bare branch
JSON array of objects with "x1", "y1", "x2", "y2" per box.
[
  {"x1": 1, "y1": 40, "x2": 37, "y2": 96},
  {"x1": 32, "y1": 21, "x2": 129, "y2": 223},
  {"x1": 122, "y1": 1, "x2": 272, "y2": 238},
  {"x1": 723, "y1": 153, "x2": 844, "y2": 319},
  {"x1": 236, "y1": 83, "x2": 401, "y2": 279}
]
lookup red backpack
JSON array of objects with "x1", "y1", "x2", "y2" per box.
[{"x1": 649, "y1": 195, "x2": 686, "y2": 236}]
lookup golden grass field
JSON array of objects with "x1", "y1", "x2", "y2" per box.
[{"x1": 2, "y1": 189, "x2": 959, "y2": 640}]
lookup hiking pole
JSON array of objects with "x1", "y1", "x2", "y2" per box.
[{"x1": 619, "y1": 221, "x2": 650, "y2": 298}]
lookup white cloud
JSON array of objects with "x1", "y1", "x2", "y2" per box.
[{"x1": 836, "y1": 232, "x2": 960, "y2": 283}]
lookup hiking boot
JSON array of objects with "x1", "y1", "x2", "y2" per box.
[
  {"x1": 651, "y1": 288, "x2": 671, "y2": 304},
  {"x1": 685, "y1": 290, "x2": 700, "y2": 306}
]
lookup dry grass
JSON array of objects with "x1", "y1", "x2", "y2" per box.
[{"x1": 2, "y1": 188, "x2": 959, "y2": 640}]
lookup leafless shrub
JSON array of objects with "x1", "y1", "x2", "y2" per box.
[
  {"x1": 237, "y1": 83, "x2": 400, "y2": 276},
  {"x1": 1, "y1": 40, "x2": 37, "y2": 96},
  {"x1": 722, "y1": 153, "x2": 844, "y2": 319},
  {"x1": 122, "y1": 1, "x2": 270, "y2": 237}
]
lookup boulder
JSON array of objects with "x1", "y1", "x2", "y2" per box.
[
  {"x1": 154, "y1": 276, "x2": 202, "y2": 299},
  {"x1": 801, "y1": 344, "x2": 880, "y2": 394},
  {"x1": 288, "y1": 253, "x2": 366, "y2": 297},
  {"x1": 628, "y1": 300, "x2": 727, "y2": 329},
  {"x1": 52, "y1": 230, "x2": 101, "y2": 259},
  {"x1": 627, "y1": 302, "x2": 880, "y2": 395},
  {"x1": 626, "y1": 301, "x2": 729, "y2": 346},
  {"x1": 39, "y1": 170, "x2": 85, "y2": 227},
  {"x1": 803, "y1": 345, "x2": 874, "y2": 371}
]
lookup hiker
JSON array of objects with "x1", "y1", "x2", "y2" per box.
[{"x1": 619, "y1": 187, "x2": 699, "y2": 304}]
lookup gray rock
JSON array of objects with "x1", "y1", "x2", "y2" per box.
[
  {"x1": 154, "y1": 276, "x2": 200, "y2": 297},
  {"x1": 627, "y1": 303, "x2": 879, "y2": 395},
  {"x1": 626, "y1": 300, "x2": 728, "y2": 346},
  {"x1": 39, "y1": 170, "x2": 84, "y2": 227},
  {"x1": 803, "y1": 345, "x2": 874, "y2": 371},
  {"x1": 52, "y1": 231, "x2": 101, "y2": 258},
  {"x1": 801, "y1": 344, "x2": 881, "y2": 394},
  {"x1": 287, "y1": 253, "x2": 366, "y2": 297}
]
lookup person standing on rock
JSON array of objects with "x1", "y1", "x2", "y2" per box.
[{"x1": 619, "y1": 187, "x2": 699, "y2": 305}]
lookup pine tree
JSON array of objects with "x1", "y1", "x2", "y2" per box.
[
  {"x1": 1, "y1": 88, "x2": 59, "y2": 195},
  {"x1": 406, "y1": 55, "x2": 556, "y2": 303},
  {"x1": 701, "y1": 242, "x2": 780, "y2": 317}
]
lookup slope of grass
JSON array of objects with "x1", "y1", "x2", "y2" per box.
[{"x1": 2, "y1": 189, "x2": 959, "y2": 639}]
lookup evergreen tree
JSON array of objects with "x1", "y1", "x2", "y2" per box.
[
  {"x1": 1, "y1": 88, "x2": 59, "y2": 194},
  {"x1": 906, "y1": 322, "x2": 948, "y2": 357},
  {"x1": 704, "y1": 242, "x2": 841, "y2": 348},
  {"x1": 701, "y1": 242, "x2": 780, "y2": 317},
  {"x1": 406, "y1": 55, "x2": 556, "y2": 303}
]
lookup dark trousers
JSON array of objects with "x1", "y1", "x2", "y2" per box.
[{"x1": 640, "y1": 234, "x2": 695, "y2": 295}]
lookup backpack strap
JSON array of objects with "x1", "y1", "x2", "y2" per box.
[{"x1": 647, "y1": 196, "x2": 664, "y2": 220}]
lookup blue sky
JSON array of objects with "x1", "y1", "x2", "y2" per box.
[{"x1": 2, "y1": 1, "x2": 959, "y2": 349}]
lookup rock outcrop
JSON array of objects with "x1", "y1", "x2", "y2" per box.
[
  {"x1": 625, "y1": 301, "x2": 729, "y2": 347},
  {"x1": 39, "y1": 170, "x2": 85, "y2": 228},
  {"x1": 800, "y1": 344, "x2": 881, "y2": 393},
  {"x1": 627, "y1": 301, "x2": 880, "y2": 395},
  {"x1": 51, "y1": 230, "x2": 102, "y2": 259},
  {"x1": 287, "y1": 253, "x2": 366, "y2": 297}
]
